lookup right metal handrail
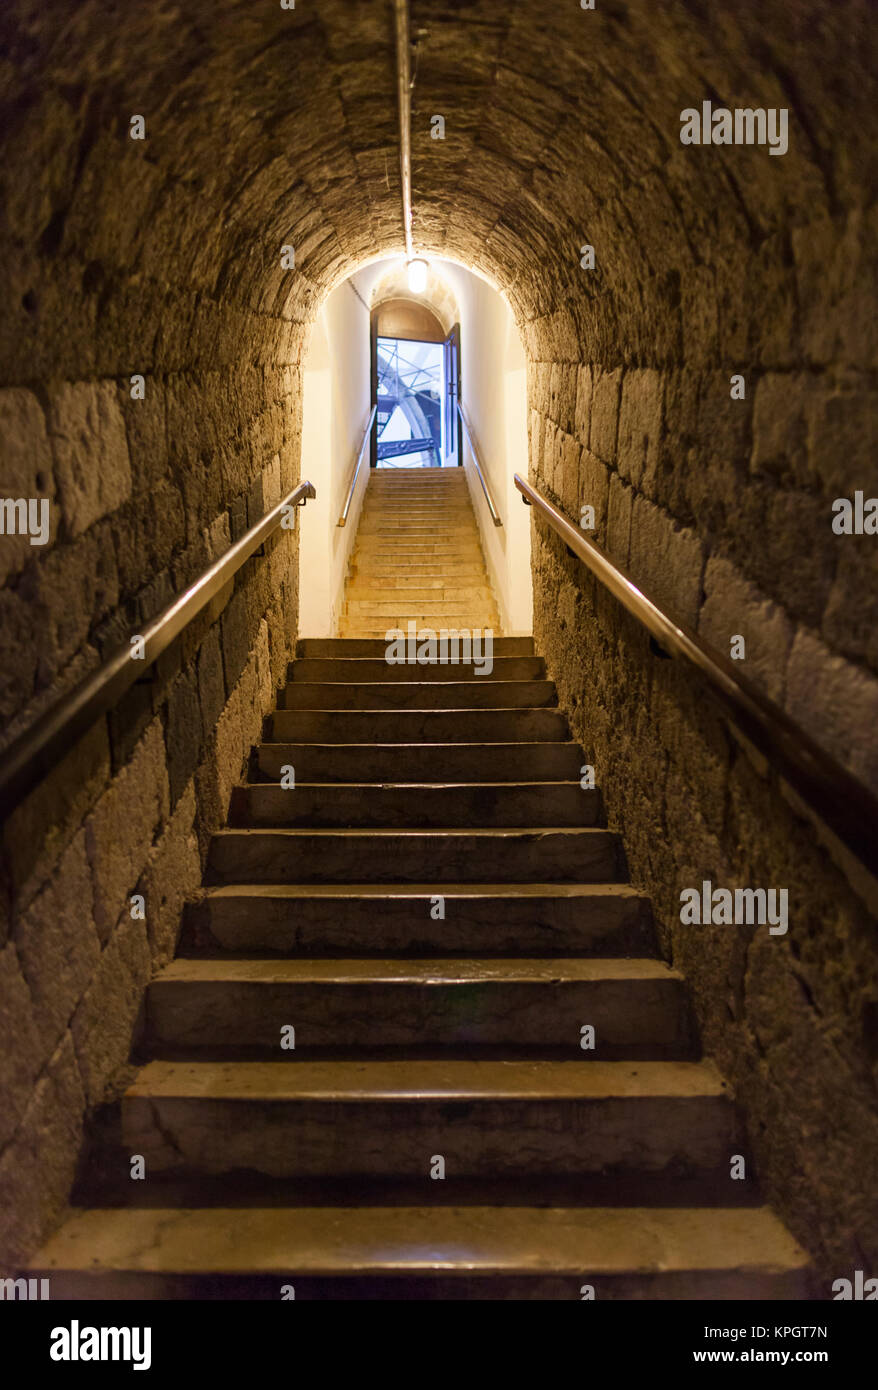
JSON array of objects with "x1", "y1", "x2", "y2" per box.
[
  {"x1": 516, "y1": 472, "x2": 878, "y2": 877},
  {"x1": 458, "y1": 402, "x2": 502, "y2": 526},
  {"x1": 337, "y1": 404, "x2": 378, "y2": 527}
]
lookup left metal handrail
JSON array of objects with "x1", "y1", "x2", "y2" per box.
[
  {"x1": 457, "y1": 402, "x2": 503, "y2": 526},
  {"x1": 0, "y1": 478, "x2": 317, "y2": 819},
  {"x1": 337, "y1": 404, "x2": 378, "y2": 527}
]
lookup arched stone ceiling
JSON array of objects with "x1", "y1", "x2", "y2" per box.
[{"x1": 1, "y1": 0, "x2": 874, "y2": 386}]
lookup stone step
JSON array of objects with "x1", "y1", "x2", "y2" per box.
[
  {"x1": 350, "y1": 565, "x2": 489, "y2": 580},
  {"x1": 346, "y1": 586, "x2": 496, "y2": 604},
  {"x1": 355, "y1": 523, "x2": 476, "y2": 532},
  {"x1": 189, "y1": 883, "x2": 653, "y2": 956},
  {"x1": 295, "y1": 638, "x2": 535, "y2": 658},
  {"x1": 229, "y1": 782, "x2": 599, "y2": 829},
  {"x1": 340, "y1": 612, "x2": 499, "y2": 624},
  {"x1": 368, "y1": 475, "x2": 467, "y2": 485},
  {"x1": 255, "y1": 740, "x2": 581, "y2": 782},
  {"x1": 338, "y1": 621, "x2": 502, "y2": 638},
  {"x1": 120, "y1": 1058, "x2": 739, "y2": 1178},
  {"x1": 344, "y1": 598, "x2": 497, "y2": 613},
  {"x1": 346, "y1": 577, "x2": 492, "y2": 591},
  {"x1": 206, "y1": 827, "x2": 624, "y2": 884},
  {"x1": 287, "y1": 657, "x2": 544, "y2": 682},
  {"x1": 358, "y1": 513, "x2": 475, "y2": 525},
  {"x1": 338, "y1": 628, "x2": 509, "y2": 640},
  {"x1": 267, "y1": 707, "x2": 570, "y2": 743},
  {"x1": 353, "y1": 543, "x2": 484, "y2": 557},
  {"x1": 146, "y1": 958, "x2": 694, "y2": 1056},
  {"x1": 357, "y1": 504, "x2": 477, "y2": 513},
  {"x1": 30, "y1": 1203, "x2": 812, "y2": 1300},
  {"x1": 277, "y1": 682, "x2": 554, "y2": 710}
]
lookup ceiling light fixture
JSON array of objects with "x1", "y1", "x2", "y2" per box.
[{"x1": 407, "y1": 257, "x2": 429, "y2": 294}]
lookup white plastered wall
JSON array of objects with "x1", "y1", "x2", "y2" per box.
[
  {"x1": 439, "y1": 264, "x2": 532, "y2": 635},
  {"x1": 299, "y1": 257, "x2": 532, "y2": 637},
  {"x1": 299, "y1": 275, "x2": 372, "y2": 636}
]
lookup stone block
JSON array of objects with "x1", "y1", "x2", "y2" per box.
[
  {"x1": 699, "y1": 555, "x2": 794, "y2": 702},
  {"x1": 165, "y1": 664, "x2": 202, "y2": 809},
  {"x1": 606, "y1": 473, "x2": 633, "y2": 567},
  {"x1": 141, "y1": 780, "x2": 200, "y2": 967},
  {"x1": 578, "y1": 449, "x2": 609, "y2": 544},
  {"x1": 85, "y1": 719, "x2": 169, "y2": 943},
  {"x1": 72, "y1": 915, "x2": 151, "y2": 1107},
  {"x1": 117, "y1": 376, "x2": 167, "y2": 495},
  {"x1": 221, "y1": 588, "x2": 251, "y2": 692},
  {"x1": 574, "y1": 365, "x2": 592, "y2": 447},
  {"x1": 2, "y1": 716, "x2": 111, "y2": 913},
  {"x1": 0, "y1": 1033, "x2": 85, "y2": 1269},
  {"x1": 629, "y1": 494, "x2": 704, "y2": 628},
  {"x1": 197, "y1": 624, "x2": 226, "y2": 739},
  {"x1": 0, "y1": 943, "x2": 45, "y2": 1148},
  {"x1": 617, "y1": 368, "x2": 663, "y2": 490},
  {"x1": 14, "y1": 830, "x2": 101, "y2": 1050},
  {"x1": 785, "y1": 629, "x2": 878, "y2": 796},
  {"x1": 751, "y1": 372, "x2": 810, "y2": 485},
  {"x1": 0, "y1": 388, "x2": 56, "y2": 583},
  {"x1": 589, "y1": 367, "x2": 623, "y2": 464},
  {"x1": 806, "y1": 379, "x2": 878, "y2": 501},
  {"x1": 48, "y1": 381, "x2": 132, "y2": 537},
  {"x1": 557, "y1": 432, "x2": 581, "y2": 514}
]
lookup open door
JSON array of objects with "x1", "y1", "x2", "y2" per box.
[{"x1": 442, "y1": 323, "x2": 461, "y2": 467}]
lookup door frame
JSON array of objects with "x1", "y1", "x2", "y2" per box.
[{"x1": 370, "y1": 314, "x2": 462, "y2": 469}]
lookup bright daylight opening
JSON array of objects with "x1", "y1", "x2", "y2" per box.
[{"x1": 299, "y1": 254, "x2": 532, "y2": 639}]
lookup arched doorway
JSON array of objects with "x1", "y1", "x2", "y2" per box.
[{"x1": 371, "y1": 297, "x2": 461, "y2": 469}]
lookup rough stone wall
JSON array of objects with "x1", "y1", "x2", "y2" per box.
[
  {"x1": 0, "y1": 4, "x2": 336, "y2": 1266},
  {"x1": 0, "y1": 0, "x2": 876, "y2": 1280}
]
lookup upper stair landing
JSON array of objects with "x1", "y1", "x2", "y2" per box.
[{"x1": 340, "y1": 467, "x2": 503, "y2": 637}]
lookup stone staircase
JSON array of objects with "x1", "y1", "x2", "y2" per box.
[
  {"x1": 31, "y1": 638, "x2": 812, "y2": 1298},
  {"x1": 339, "y1": 466, "x2": 501, "y2": 636}
]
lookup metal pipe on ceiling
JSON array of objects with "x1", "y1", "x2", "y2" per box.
[{"x1": 392, "y1": 0, "x2": 414, "y2": 263}]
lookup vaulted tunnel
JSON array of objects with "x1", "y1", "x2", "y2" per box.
[{"x1": 0, "y1": 0, "x2": 877, "y2": 1296}]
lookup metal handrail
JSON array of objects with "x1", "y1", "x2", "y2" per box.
[
  {"x1": 515, "y1": 472, "x2": 878, "y2": 876},
  {"x1": 458, "y1": 403, "x2": 503, "y2": 527},
  {"x1": 337, "y1": 405, "x2": 378, "y2": 527},
  {"x1": 0, "y1": 479, "x2": 317, "y2": 819}
]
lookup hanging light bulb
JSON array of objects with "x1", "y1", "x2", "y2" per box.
[{"x1": 407, "y1": 257, "x2": 428, "y2": 294}]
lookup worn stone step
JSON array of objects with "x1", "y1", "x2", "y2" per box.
[
  {"x1": 346, "y1": 577, "x2": 491, "y2": 591},
  {"x1": 338, "y1": 628, "x2": 509, "y2": 640},
  {"x1": 229, "y1": 782, "x2": 599, "y2": 829},
  {"x1": 353, "y1": 545, "x2": 484, "y2": 559},
  {"x1": 255, "y1": 740, "x2": 580, "y2": 782},
  {"x1": 267, "y1": 707, "x2": 569, "y2": 743},
  {"x1": 189, "y1": 883, "x2": 653, "y2": 956},
  {"x1": 351, "y1": 562, "x2": 488, "y2": 576},
  {"x1": 355, "y1": 513, "x2": 476, "y2": 523},
  {"x1": 207, "y1": 828, "x2": 623, "y2": 884},
  {"x1": 345, "y1": 598, "x2": 497, "y2": 613},
  {"x1": 147, "y1": 958, "x2": 694, "y2": 1055},
  {"x1": 355, "y1": 521, "x2": 476, "y2": 530},
  {"x1": 287, "y1": 657, "x2": 544, "y2": 682},
  {"x1": 30, "y1": 1203, "x2": 812, "y2": 1300},
  {"x1": 349, "y1": 572, "x2": 489, "y2": 587},
  {"x1": 120, "y1": 1058, "x2": 738, "y2": 1178},
  {"x1": 277, "y1": 681, "x2": 555, "y2": 710},
  {"x1": 338, "y1": 621, "x2": 502, "y2": 638},
  {"x1": 295, "y1": 639, "x2": 535, "y2": 658},
  {"x1": 346, "y1": 587, "x2": 495, "y2": 604}
]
